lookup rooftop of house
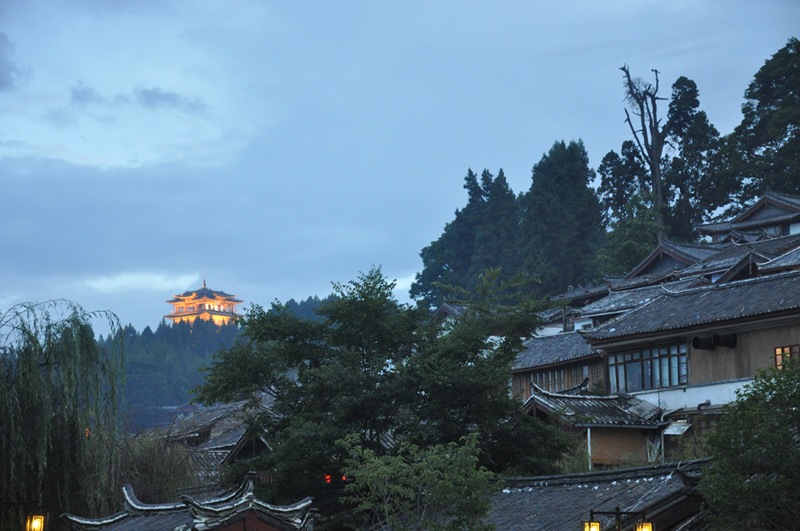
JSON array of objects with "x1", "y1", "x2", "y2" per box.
[
  {"x1": 758, "y1": 245, "x2": 800, "y2": 272},
  {"x1": 523, "y1": 383, "x2": 665, "y2": 428},
  {"x1": 485, "y1": 460, "x2": 706, "y2": 530},
  {"x1": 512, "y1": 331, "x2": 595, "y2": 371},
  {"x1": 573, "y1": 279, "x2": 702, "y2": 319},
  {"x1": 582, "y1": 270, "x2": 800, "y2": 342},
  {"x1": 698, "y1": 191, "x2": 800, "y2": 235},
  {"x1": 677, "y1": 232, "x2": 800, "y2": 278},
  {"x1": 62, "y1": 474, "x2": 314, "y2": 531},
  {"x1": 625, "y1": 240, "x2": 724, "y2": 280},
  {"x1": 553, "y1": 270, "x2": 682, "y2": 305}
]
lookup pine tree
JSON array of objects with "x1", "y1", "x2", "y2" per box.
[{"x1": 520, "y1": 140, "x2": 603, "y2": 295}]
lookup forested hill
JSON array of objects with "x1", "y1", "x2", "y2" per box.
[
  {"x1": 103, "y1": 295, "x2": 331, "y2": 430},
  {"x1": 411, "y1": 38, "x2": 800, "y2": 308}
]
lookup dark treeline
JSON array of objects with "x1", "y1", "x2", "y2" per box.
[
  {"x1": 412, "y1": 37, "x2": 800, "y2": 308},
  {"x1": 102, "y1": 295, "x2": 331, "y2": 430}
]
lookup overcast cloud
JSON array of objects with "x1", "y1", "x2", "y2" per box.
[{"x1": 1, "y1": 0, "x2": 798, "y2": 335}]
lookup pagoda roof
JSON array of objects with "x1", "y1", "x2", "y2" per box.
[{"x1": 167, "y1": 280, "x2": 242, "y2": 303}]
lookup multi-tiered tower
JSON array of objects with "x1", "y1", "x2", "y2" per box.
[{"x1": 165, "y1": 279, "x2": 242, "y2": 325}]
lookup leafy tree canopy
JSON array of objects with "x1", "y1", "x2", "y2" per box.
[
  {"x1": 410, "y1": 169, "x2": 521, "y2": 308},
  {"x1": 339, "y1": 433, "x2": 495, "y2": 531},
  {"x1": 520, "y1": 139, "x2": 603, "y2": 295},
  {"x1": 732, "y1": 37, "x2": 800, "y2": 200},
  {"x1": 602, "y1": 69, "x2": 733, "y2": 243},
  {"x1": 194, "y1": 267, "x2": 572, "y2": 525},
  {"x1": 0, "y1": 301, "x2": 124, "y2": 530},
  {"x1": 700, "y1": 360, "x2": 800, "y2": 529}
]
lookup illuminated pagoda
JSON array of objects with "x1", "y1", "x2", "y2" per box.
[{"x1": 165, "y1": 279, "x2": 243, "y2": 325}]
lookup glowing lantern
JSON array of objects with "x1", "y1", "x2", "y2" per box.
[{"x1": 26, "y1": 515, "x2": 45, "y2": 531}]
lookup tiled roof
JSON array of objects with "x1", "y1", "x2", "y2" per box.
[
  {"x1": 759, "y1": 246, "x2": 800, "y2": 271},
  {"x1": 167, "y1": 285, "x2": 242, "y2": 303},
  {"x1": 169, "y1": 401, "x2": 248, "y2": 440},
  {"x1": 512, "y1": 332, "x2": 595, "y2": 371},
  {"x1": 523, "y1": 385, "x2": 664, "y2": 428},
  {"x1": 554, "y1": 270, "x2": 685, "y2": 304},
  {"x1": 625, "y1": 240, "x2": 722, "y2": 279},
  {"x1": 485, "y1": 460, "x2": 706, "y2": 530},
  {"x1": 573, "y1": 280, "x2": 701, "y2": 318},
  {"x1": 678, "y1": 233, "x2": 800, "y2": 277},
  {"x1": 582, "y1": 270, "x2": 800, "y2": 342},
  {"x1": 63, "y1": 474, "x2": 315, "y2": 531},
  {"x1": 698, "y1": 191, "x2": 800, "y2": 234}
]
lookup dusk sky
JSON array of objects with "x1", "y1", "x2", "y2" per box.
[{"x1": 1, "y1": 1, "x2": 798, "y2": 335}]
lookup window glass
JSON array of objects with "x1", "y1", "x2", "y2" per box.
[
  {"x1": 660, "y1": 357, "x2": 670, "y2": 387},
  {"x1": 626, "y1": 360, "x2": 643, "y2": 391},
  {"x1": 670, "y1": 356, "x2": 679, "y2": 386},
  {"x1": 678, "y1": 355, "x2": 688, "y2": 384},
  {"x1": 653, "y1": 357, "x2": 660, "y2": 388},
  {"x1": 609, "y1": 365, "x2": 617, "y2": 393}
]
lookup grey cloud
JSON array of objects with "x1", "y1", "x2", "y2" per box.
[
  {"x1": 0, "y1": 33, "x2": 22, "y2": 91},
  {"x1": 134, "y1": 87, "x2": 206, "y2": 112},
  {"x1": 71, "y1": 82, "x2": 103, "y2": 104}
]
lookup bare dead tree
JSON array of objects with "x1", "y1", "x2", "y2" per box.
[{"x1": 620, "y1": 64, "x2": 669, "y2": 242}]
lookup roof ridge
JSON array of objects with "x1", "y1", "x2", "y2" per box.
[
  {"x1": 499, "y1": 459, "x2": 709, "y2": 487},
  {"x1": 662, "y1": 268, "x2": 800, "y2": 298}
]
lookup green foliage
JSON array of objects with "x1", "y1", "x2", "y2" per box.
[
  {"x1": 604, "y1": 68, "x2": 738, "y2": 244},
  {"x1": 0, "y1": 301, "x2": 123, "y2": 530},
  {"x1": 412, "y1": 140, "x2": 603, "y2": 305},
  {"x1": 194, "y1": 267, "x2": 573, "y2": 518},
  {"x1": 282, "y1": 294, "x2": 337, "y2": 321},
  {"x1": 556, "y1": 439, "x2": 591, "y2": 474},
  {"x1": 117, "y1": 431, "x2": 201, "y2": 504},
  {"x1": 700, "y1": 360, "x2": 800, "y2": 529},
  {"x1": 404, "y1": 269, "x2": 574, "y2": 475},
  {"x1": 195, "y1": 267, "x2": 425, "y2": 505},
  {"x1": 663, "y1": 77, "x2": 733, "y2": 241},
  {"x1": 339, "y1": 433, "x2": 496, "y2": 531},
  {"x1": 411, "y1": 169, "x2": 522, "y2": 308},
  {"x1": 597, "y1": 140, "x2": 648, "y2": 225},
  {"x1": 596, "y1": 192, "x2": 661, "y2": 275},
  {"x1": 101, "y1": 318, "x2": 242, "y2": 430},
  {"x1": 663, "y1": 432, "x2": 710, "y2": 463},
  {"x1": 520, "y1": 140, "x2": 603, "y2": 295},
  {"x1": 731, "y1": 37, "x2": 800, "y2": 200}
]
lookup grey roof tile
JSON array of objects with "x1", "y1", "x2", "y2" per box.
[
  {"x1": 582, "y1": 270, "x2": 800, "y2": 341},
  {"x1": 759, "y1": 246, "x2": 800, "y2": 271},
  {"x1": 523, "y1": 385, "x2": 664, "y2": 427},
  {"x1": 512, "y1": 332, "x2": 595, "y2": 371},
  {"x1": 485, "y1": 460, "x2": 706, "y2": 530}
]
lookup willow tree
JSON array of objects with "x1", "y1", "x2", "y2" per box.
[{"x1": 0, "y1": 301, "x2": 124, "y2": 530}]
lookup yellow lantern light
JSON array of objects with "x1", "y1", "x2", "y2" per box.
[
  {"x1": 635, "y1": 524, "x2": 653, "y2": 531},
  {"x1": 26, "y1": 515, "x2": 45, "y2": 531},
  {"x1": 584, "y1": 522, "x2": 601, "y2": 531}
]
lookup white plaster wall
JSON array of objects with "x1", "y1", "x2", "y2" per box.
[
  {"x1": 536, "y1": 325, "x2": 563, "y2": 336},
  {"x1": 632, "y1": 378, "x2": 753, "y2": 412}
]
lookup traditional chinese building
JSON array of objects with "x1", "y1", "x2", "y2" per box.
[{"x1": 165, "y1": 280, "x2": 243, "y2": 325}]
